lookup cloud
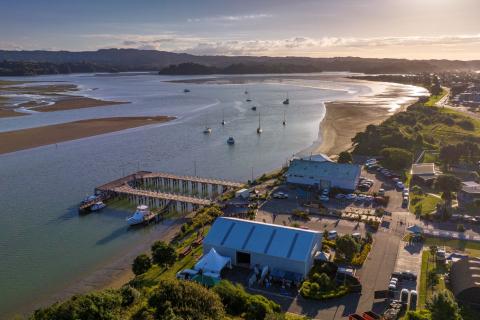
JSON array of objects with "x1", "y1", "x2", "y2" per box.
[
  {"x1": 187, "y1": 14, "x2": 272, "y2": 23},
  {"x1": 83, "y1": 33, "x2": 480, "y2": 57}
]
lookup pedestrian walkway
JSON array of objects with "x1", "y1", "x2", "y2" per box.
[{"x1": 423, "y1": 228, "x2": 480, "y2": 242}]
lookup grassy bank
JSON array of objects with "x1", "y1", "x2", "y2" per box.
[
  {"x1": 409, "y1": 194, "x2": 442, "y2": 216},
  {"x1": 423, "y1": 238, "x2": 480, "y2": 257},
  {"x1": 418, "y1": 250, "x2": 447, "y2": 309},
  {"x1": 424, "y1": 88, "x2": 447, "y2": 107}
]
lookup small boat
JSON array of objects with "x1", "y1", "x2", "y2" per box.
[
  {"x1": 251, "y1": 106, "x2": 257, "y2": 111},
  {"x1": 126, "y1": 205, "x2": 156, "y2": 226},
  {"x1": 282, "y1": 110, "x2": 286, "y2": 126},
  {"x1": 203, "y1": 116, "x2": 212, "y2": 134},
  {"x1": 81, "y1": 195, "x2": 98, "y2": 205},
  {"x1": 221, "y1": 109, "x2": 226, "y2": 125},
  {"x1": 90, "y1": 201, "x2": 106, "y2": 212},
  {"x1": 283, "y1": 93, "x2": 290, "y2": 105},
  {"x1": 184, "y1": 89, "x2": 190, "y2": 93},
  {"x1": 203, "y1": 127, "x2": 212, "y2": 134},
  {"x1": 246, "y1": 98, "x2": 252, "y2": 102},
  {"x1": 244, "y1": 90, "x2": 248, "y2": 94},
  {"x1": 257, "y1": 113, "x2": 262, "y2": 134},
  {"x1": 227, "y1": 136, "x2": 235, "y2": 145}
]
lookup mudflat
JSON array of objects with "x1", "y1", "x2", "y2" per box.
[{"x1": 0, "y1": 116, "x2": 174, "y2": 155}]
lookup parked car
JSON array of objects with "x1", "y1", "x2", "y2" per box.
[
  {"x1": 319, "y1": 195, "x2": 329, "y2": 202},
  {"x1": 273, "y1": 192, "x2": 288, "y2": 199},
  {"x1": 396, "y1": 182, "x2": 405, "y2": 190},
  {"x1": 346, "y1": 193, "x2": 357, "y2": 200},
  {"x1": 356, "y1": 194, "x2": 367, "y2": 202},
  {"x1": 328, "y1": 230, "x2": 338, "y2": 240},
  {"x1": 335, "y1": 193, "x2": 346, "y2": 199},
  {"x1": 378, "y1": 189, "x2": 385, "y2": 196},
  {"x1": 409, "y1": 290, "x2": 418, "y2": 310},
  {"x1": 401, "y1": 271, "x2": 417, "y2": 281},
  {"x1": 400, "y1": 289, "x2": 409, "y2": 304}
]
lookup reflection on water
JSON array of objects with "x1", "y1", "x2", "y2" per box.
[{"x1": 0, "y1": 73, "x2": 426, "y2": 315}]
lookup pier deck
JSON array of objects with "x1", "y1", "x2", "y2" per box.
[
  {"x1": 112, "y1": 185, "x2": 212, "y2": 206},
  {"x1": 142, "y1": 172, "x2": 244, "y2": 188}
]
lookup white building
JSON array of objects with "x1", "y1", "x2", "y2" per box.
[
  {"x1": 203, "y1": 217, "x2": 321, "y2": 278},
  {"x1": 285, "y1": 156, "x2": 361, "y2": 191}
]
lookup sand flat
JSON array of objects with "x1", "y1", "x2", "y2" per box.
[
  {"x1": 315, "y1": 102, "x2": 395, "y2": 157},
  {"x1": 0, "y1": 116, "x2": 174, "y2": 155}
]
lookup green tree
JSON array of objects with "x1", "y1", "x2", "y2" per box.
[
  {"x1": 30, "y1": 290, "x2": 123, "y2": 320},
  {"x1": 380, "y1": 147, "x2": 413, "y2": 171},
  {"x1": 415, "y1": 204, "x2": 423, "y2": 217},
  {"x1": 439, "y1": 145, "x2": 460, "y2": 169},
  {"x1": 148, "y1": 279, "x2": 225, "y2": 320},
  {"x1": 335, "y1": 235, "x2": 359, "y2": 262},
  {"x1": 426, "y1": 290, "x2": 462, "y2": 320},
  {"x1": 151, "y1": 241, "x2": 178, "y2": 267},
  {"x1": 337, "y1": 151, "x2": 353, "y2": 164},
  {"x1": 132, "y1": 254, "x2": 152, "y2": 275},
  {"x1": 435, "y1": 174, "x2": 461, "y2": 207},
  {"x1": 404, "y1": 309, "x2": 432, "y2": 320}
]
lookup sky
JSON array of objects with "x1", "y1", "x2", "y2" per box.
[{"x1": 1, "y1": 0, "x2": 479, "y2": 60}]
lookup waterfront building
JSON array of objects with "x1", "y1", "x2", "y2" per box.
[
  {"x1": 285, "y1": 155, "x2": 361, "y2": 191},
  {"x1": 203, "y1": 217, "x2": 321, "y2": 278}
]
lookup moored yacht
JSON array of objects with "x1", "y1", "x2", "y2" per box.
[
  {"x1": 283, "y1": 93, "x2": 290, "y2": 105},
  {"x1": 227, "y1": 136, "x2": 235, "y2": 145},
  {"x1": 184, "y1": 88, "x2": 190, "y2": 93},
  {"x1": 90, "y1": 201, "x2": 106, "y2": 212},
  {"x1": 257, "y1": 113, "x2": 263, "y2": 134},
  {"x1": 126, "y1": 205, "x2": 154, "y2": 226}
]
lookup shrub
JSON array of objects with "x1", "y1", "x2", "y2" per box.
[
  {"x1": 148, "y1": 279, "x2": 225, "y2": 320},
  {"x1": 120, "y1": 285, "x2": 140, "y2": 306},
  {"x1": 132, "y1": 254, "x2": 152, "y2": 275},
  {"x1": 351, "y1": 243, "x2": 372, "y2": 266},
  {"x1": 213, "y1": 280, "x2": 248, "y2": 315},
  {"x1": 31, "y1": 290, "x2": 123, "y2": 320},
  {"x1": 457, "y1": 119, "x2": 475, "y2": 131},
  {"x1": 151, "y1": 241, "x2": 178, "y2": 267}
]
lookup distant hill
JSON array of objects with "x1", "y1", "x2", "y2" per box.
[{"x1": 1, "y1": 48, "x2": 480, "y2": 76}]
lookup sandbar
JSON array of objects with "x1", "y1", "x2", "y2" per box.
[{"x1": 0, "y1": 116, "x2": 174, "y2": 155}]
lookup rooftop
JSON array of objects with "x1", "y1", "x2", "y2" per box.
[
  {"x1": 287, "y1": 158, "x2": 361, "y2": 181},
  {"x1": 411, "y1": 163, "x2": 436, "y2": 176},
  {"x1": 204, "y1": 217, "x2": 321, "y2": 262},
  {"x1": 450, "y1": 257, "x2": 480, "y2": 301}
]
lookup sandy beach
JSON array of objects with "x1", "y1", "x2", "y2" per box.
[
  {"x1": 314, "y1": 102, "x2": 392, "y2": 157},
  {"x1": 0, "y1": 116, "x2": 174, "y2": 155}
]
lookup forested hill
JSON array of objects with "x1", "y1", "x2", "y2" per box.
[{"x1": 1, "y1": 48, "x2": 480, "y2": 76}]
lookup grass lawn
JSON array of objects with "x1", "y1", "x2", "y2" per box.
[
  {"x1": 409, "y1": 194, "x2": 442, "y2": 216},
  {"x1": 424, "y1": 238, "x2": 480, "y2": 258},
  {"x1": 418, "y1": 250, "x2": 447, "y2": 309},
  {"x1": 424, "y1": 89, "x2": 447, "y2": 107}
]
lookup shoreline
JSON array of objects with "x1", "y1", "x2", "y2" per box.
[
  {"x1": 0, "y1": 116, "x2": 174, "y2": 155},
  {"x1": 314, "y1": 102, "x2": 393, "y2": 157}
]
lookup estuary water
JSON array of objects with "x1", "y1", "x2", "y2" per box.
[{"x1": 0, "y1": 72, "x2": 425, "y2": 316}]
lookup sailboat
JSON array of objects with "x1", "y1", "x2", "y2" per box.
[
  {"x1": 203, "y1": 116, "x2": 212, "y2": 134},
  {"x1": 282, "y1": 110, "x2": 286, "y2": 126},
  {"x1": 246, "y1": 92, "x2": 252, "y2": 102},
  {"x1": 221, "y1": 109, "x2": 226, "y2": 125},
  {"x1": 283, "y1": 93, "x2": 290, "y2": 105},
  {"x1": 257, "y1": 113, "x2": 263, "y2": 134}
]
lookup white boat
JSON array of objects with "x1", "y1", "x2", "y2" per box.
[
  {"x1": 90, "y1": 201, "x2": 106, "y2": 212},
  {"x1": 203, "y1": 127, "x2": 212, "y2": 134},
  {"x1": 227, "y1": 136, "x2": 235, "y2": 145},
  {"x1": 203, "y1": 116, "x2": 212, "y2": 134},
  {"x1": 81, "y1": 195, "x2": 98, "y2": 204},
  {"x1": 257, "y1": 113, "x2": 262, "y2": 134},
  {"x1": 126, "y1": 205, "x2": 151, "y2": 226}
]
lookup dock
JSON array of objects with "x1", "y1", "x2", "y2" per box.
[{"x1": 94, "y1": 171, "x2": 244, "y2": 213}]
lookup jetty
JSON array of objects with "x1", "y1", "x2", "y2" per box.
[{"x1": 94, "y1": 171, "x2": 244, "y2": 213}]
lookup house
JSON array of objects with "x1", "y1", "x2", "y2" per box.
[
  {"x1": 410, "y1": 163, "x2": 438, "y2": 186},
  {"x1": 203, "y1": 217, "x2": 321, "y2": 278},
  {"x1": 450, "y1": 256, "x2": 480, "y2": 309},
  {"x1": 285, "y1": 157, "x2": 361, "y2": 191},
  {"x1": 458, "y1": 181, "x2": 480, "y2": 210}
]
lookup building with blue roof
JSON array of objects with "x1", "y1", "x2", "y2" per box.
[
  {"x1": 203, "y1": 217, "x2": 321, "y2": 278},
  {"x1": 286, "y1": 157, "x2": 361, "y2": 191}
]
